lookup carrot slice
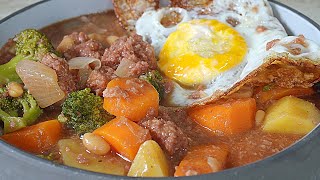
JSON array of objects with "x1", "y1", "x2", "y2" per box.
[
  {"x1": 174, "y1": 145, "x2": 228, "y2": 177},
  {"x1": 1, "y1": 120, "x2": 62, "y2": 154},
  {"x1": 255, "y1": 86, "x2": 314, "y2": 104},
  {"x1": 103, "y1": 78, "x2": 159, "y2": 122},
  {"x1": 188, "y1": 98, "x2": 256, "y2": 135},
  {"x1": 93, "y1": 116, "x2": 151, "y2": 161}
]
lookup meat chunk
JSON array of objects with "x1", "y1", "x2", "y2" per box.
[
  {"x1": 86, "y1": 34, "x2": 157, "y2": 95},
  {"x1": 41, "y1": 54, "x2": 77, "y2": 94},
  {"x1": 86, "y1": 66, "x2": 116, "y2": 96},
  {"x1": 57, "y1": 32, "x2": 105, "y2": 60},
  {"x1": 140, "y1": 118, "x2": 189, "y2": 155},
  {"x1": 101, "y1": 34, "x2": 157, "y2": 76}
]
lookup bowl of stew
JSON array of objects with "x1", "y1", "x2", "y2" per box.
[{"x1": 0, "y1": 0, "x2": 320, "y2": 179}]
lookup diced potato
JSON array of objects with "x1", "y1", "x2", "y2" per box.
[
  {"x1": 262, "y1": 96, "x2": 320, "y2": 135},
  {"x1": 58, "y1": 139, "x2": 127, "y2": 175},
  {"x1": 56, "y1": 36, "x2": 74, "y2": 52},
  {"x1": 128, "y1": 140, "x2": 169, "y2": 177}
]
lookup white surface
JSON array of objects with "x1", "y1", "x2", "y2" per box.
[{"x1": 0, "y1": 0, "x2": 319, "y2": 24}]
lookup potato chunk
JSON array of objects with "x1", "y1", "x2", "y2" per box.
[
  {"x1": 58, "y1": 139, "x2": 128, "y2": 175},
  {"x1": 262, "y1": 96, "x2": 320, "y2": 135},
  {"x1": 128, "y1": 140, "x2": 169, "y2": 177}
]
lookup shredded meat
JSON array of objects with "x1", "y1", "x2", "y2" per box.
[
  {"x1": 0, "y1": 39, "x2": 16, "y2": 65},
  {"x1": 160, "y1": 11, "x2": 183, "y2": 27},
  {"x1": 140, "y1": 118, "x2": 189, "y2": 155},
  {"x1": 226, "y1": 17, "x2": 240, "y2": 27},
  {"x1": 256, "y1": 25, "x2": 268, "y2": 33},
  {"x1": 40, "y1": 54, "x2": 78, "y2": 94},
  {"x1": 101, "y1": 34, "x2": 157, "y2": 73},
  {"x1": 282, "y1": 35, "x2": 309, "y2": 55},
  {"x1": 86, "y1": 66, "x2": 116, "y2": 96},
  {"x1": 293, "y1": 35, "x2": 308, "y2": 47},
  {"x1": 57, "y1": 32, "x2": 105, "y2": 60},
  {"x1": 266, "y1": 39, "x2": 280, "y2": 51}
]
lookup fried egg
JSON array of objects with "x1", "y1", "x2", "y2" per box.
[{"x1": 136, "y1": 0, "x2": 320, "y2": 106}]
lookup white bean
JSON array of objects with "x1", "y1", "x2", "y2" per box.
[
  {"x1": 82, "y1": 133, "x2": 110, "y2": 155},
  {"x1": 7, "y1": 82, "x2": 24, "y2": 97},
  {"x1": 255, "y1": 110, "x2": 266, "y2": 126}
]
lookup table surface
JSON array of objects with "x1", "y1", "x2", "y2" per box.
[{"x1": 0, "y1": 0, "x2": 319, "y2": 24}]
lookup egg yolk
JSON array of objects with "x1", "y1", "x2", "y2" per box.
[{"x1": 159, "y1": 19, "x2": 248, "y2": 86}]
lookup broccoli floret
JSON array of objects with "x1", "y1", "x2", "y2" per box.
[
  {"x1": 60, "y1": 88, "x2": 114, "y2": 135},
  {"x1": 0, "y1": 86, "x2": 43, "y2": 133},
  {"x1": 18, "y1": 93, "x2": 43, "y2": 125},
  {"x1": 140, "y1": 70, "x2": 165, "y2": 100},
  {"x1": 0, "y1": 87, "x2": 21, "y2": 117},
  {"x1": 0, "y1": 29, "x2": 57, "y2": 85}
]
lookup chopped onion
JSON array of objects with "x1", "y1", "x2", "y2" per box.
[
  {"x1": 78, "y1": 68, "x2": 93, "y2": 88},
  {"x1": 68, "y1": 57, "x2": 101, "y2": 88},
  {"x1": 68, "y1": 57, "x2": 101, "y2": 70},
  {"x1": 16, "y1": 60, "x2": 65, "y2": 108},
  {"x1": 114, "y1": 59, "x2": 136, "y2": 77}
]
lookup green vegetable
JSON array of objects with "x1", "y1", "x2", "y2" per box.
[
  {"x1": 262, "y1": 84, "x2": 273, "y2": 92},
  {"x1": 0, "y1": 29, "x2": 57, "y2": 84},
  {"x1": 60, "y1": 88, "x2": 114, "y2": 135},
  {"x1": 140, "y1": 70, "x2": 165, "y2": 100},
  {"x1": 0, "y1": 86, "x2": 43, "y2": 133}
]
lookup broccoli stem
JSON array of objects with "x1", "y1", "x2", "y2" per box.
[
  {"x1": 19, "y1": 96, "x2": 43, "y2": 125},
  {"x1": 0, "y1": 108, "x2": 27, "y2": 133},
  {"x1": 0, "y1": 54, "x2": 24, "y2": 85}
]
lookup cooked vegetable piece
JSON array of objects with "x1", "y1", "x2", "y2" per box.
[
  {"x1": 82, "y1": 133, "x2": 111, "y2": 155},
  {"x1": 188, "y1": 98, "x2": 256, "y2": 135},
  {"x1": 61, "y1": 88, "x2": 114, "y2": 135},
  {"x1": 262, "y1": 96, "x2": 320, "y2": 134},
  {"x1": 93, "y1": 116, "x2": 151, "y2": 161},
  {"x1": 16, "y1": 60, "x2": 65, "y2": 108},
  {"x1": 0, "y1": 29, "x2": 58, "y2": 84},
  {"x1": 58, "y1": 139, "x2": 127, "y2": 175},
  {"x1": 0, "y1": 86, "x2": 43, "y2": 133},
  {"x1": 174, "y1": 145, "x2": 228, "y2": 177},
  {"x1": 255, "y1": 86, "x2": 314, "y2": 104},
  {"x1": 140, "y1": 70, "x2": 165, "y2": 100},
  {"x1": 103, "y1": 78, "x2": 159, "y2": 122},
  {"x1": 128, "y1": 140, "x2": 169, "y2": 177},
  {"x1": 1, "y1": 120, "x2": 61, "y2": 153}
]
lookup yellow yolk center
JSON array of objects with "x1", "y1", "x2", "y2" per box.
[{"x1": 158, "y1": 19, "x2": 248, "y2": 86}]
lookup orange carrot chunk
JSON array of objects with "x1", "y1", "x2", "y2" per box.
[
  {"x1": 103, "y1": 78, "x2": 159, "y2": 122},
  {"x1": 174, "y1": 145, "x2": 228, "y2": 177},
  {"x1": 1, "y1": 120, "x2": 62, "y2": 154},
  {"x1": 188, "y1": 98, "x2": 256, "y2": 135},
  {"x1": 93, "y1": 116, "x2": 151, "y2": 161},
  {"x1": 255, "y1": 86, "x2": 314, "y2": 104}
]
